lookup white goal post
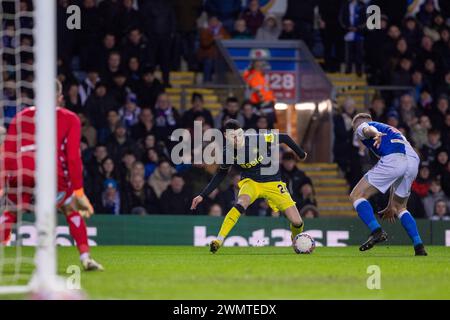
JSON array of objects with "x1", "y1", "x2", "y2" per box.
[{"x1": 0, "y1": 0, "x2": 58, "y2": 295}]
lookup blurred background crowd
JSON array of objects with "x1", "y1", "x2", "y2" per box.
[{"x1": 1, "y1": 0, "x2": 449, "y2": 220}]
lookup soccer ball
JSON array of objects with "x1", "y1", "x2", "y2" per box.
[{"x1": 293, "y1": 233, "x2": 316, "y2": 254}]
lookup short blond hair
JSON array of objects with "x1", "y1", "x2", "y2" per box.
[{"x1": 352, "y1": 113, "x2": 372, "y2": 127}]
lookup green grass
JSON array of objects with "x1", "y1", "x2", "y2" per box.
[{"x1": 1, "y1": 246, "x2": 450, "y2": 299}]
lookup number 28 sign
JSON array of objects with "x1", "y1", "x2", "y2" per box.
[{"x1": 266, "y1": 71, "x2": 296, "y2": 101}]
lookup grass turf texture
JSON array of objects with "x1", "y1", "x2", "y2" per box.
[{"x1": 1, "y1": 246, "x2": 450, "y2": 299}]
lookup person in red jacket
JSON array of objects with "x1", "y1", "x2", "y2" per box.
[{"x1": 0, "y1": 80, "x2": 103, "y2": 271}]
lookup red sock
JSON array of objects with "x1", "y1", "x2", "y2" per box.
[
  {"x1": 66, "y1": 211, "x2": 89, "y2": 255},
  {"x1": 0, "y1": 211, "x2": 16, "y2": 243}
]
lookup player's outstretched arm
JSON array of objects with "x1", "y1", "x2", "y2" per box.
[
  {"x1": 191, "y1": 166, "x2": 230, "y2": 210},
  {"x1": 278, "y1": 133, "x2": 307, "y2": 161},
  {"x1": 361, "y1": 126, "x2": 386, "y2": 149},
  {"x1": 66, "y1": 113, "x2": 94, "y2": 217}
]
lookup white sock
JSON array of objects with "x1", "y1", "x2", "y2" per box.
[{"x1": 80, "y1": 252, "x2": 90, "y2": 262}]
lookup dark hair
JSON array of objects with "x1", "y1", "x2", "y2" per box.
[
  {"x1": 172, "y1": 173, "x2": 184, "y2": 180},
  {"x1": 191, "y1": 92, "x2": 204, "y2": 103},
  {"x1": 226, "y1": 96, "x2": 239, "y2": 105},
  {"x1": 282, "y1": 152, "x2": 296, "y2": 161},
  {"x1": 223, "y1": 119, "x2": 242, "y2": 130}
]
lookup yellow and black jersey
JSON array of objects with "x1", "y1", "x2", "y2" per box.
[{"x1": 199, "y1": 132, "x2": 306, "y2": 198}]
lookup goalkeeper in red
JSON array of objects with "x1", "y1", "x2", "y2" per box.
[{"x1": 0, "y1": 80, "x2": 103, "y2": 271}]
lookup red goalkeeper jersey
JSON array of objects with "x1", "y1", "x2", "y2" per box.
[{"x1": 2, "y1": 106, "x2": 83, "y2": 193}]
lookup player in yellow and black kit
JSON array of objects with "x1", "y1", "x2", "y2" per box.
[{"x1": 190, "y1": 119, "x2": 308, "y2": 253}]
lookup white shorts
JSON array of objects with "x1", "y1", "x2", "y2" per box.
[{"x1": 364, "y1": 153, "x2": 419, "y2": 198}]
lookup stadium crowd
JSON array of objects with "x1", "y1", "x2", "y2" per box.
[
  {"x1": 1, "y1": 0, "x2": 449, "y2": 220},
  {"x1": 332, "y1": 0, "x2": 450, "y2": 220}
]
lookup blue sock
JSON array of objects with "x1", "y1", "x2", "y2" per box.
[
  {"x1": 354, "y1": 199, "x2": 381, "y2": 232},
  {"x1": 399, "y1": 211, "x2": 422, "y2": 247}
]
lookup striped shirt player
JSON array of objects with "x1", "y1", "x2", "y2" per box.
[{"x1": 350, "y1": 113, "x2": 427, "y2": 256}]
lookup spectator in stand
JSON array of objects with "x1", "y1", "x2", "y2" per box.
[
  {"x1": 65, "y1": 83, "x2": 82, "y2": 114},
  {"x1": 119, "y1": 150, "x2": 138, "y2": 186},
  {"x1": 216, "y1": 174, "x2": 240, "y2": 214},
  {"x1": 121, "y1": 28, "x2": 149, "y2": 69},
  {"x1": 85, "y1": 82, "x2": 118, "y2": 132},
  {"x1": 160, "y1": 174, "x2": 192, "y2": 214},
  {"x1": 110, "y1": 71, "x2": 131, "y2": 106},
  {"x1": 296, "y1": 183, "x2": 317, "y2": 212},
  {"x1": 130, "y1": 108, "x2": 155, "y2": 142},
  {"x1": 79, "y1": 0, "x2": 103, "y2": 70},
  {"x1": 256, "y1": 15, "x2": 280, "y2": 41},
  {"x1": 79, "y1": 69, "x2": 100, "y2": 106},
  {"x1": 214, "y1": 96, "x2": 244, "y2": 129},
  {"x1": 423, "y1": 179, "x2": 450, "y2": 218},
  {"x1": 398, "y1": 93, "x2": 417, "y2": 127},
  {"x1": 278, "y1": 18, "x2": 298, "y2": 40},
  {"x1": 318, "y1": 0, "x2": 345, "y2": 72},
  {"x1": 98, "y1": 0, "x2": 121, "y2": 38},
  {"x1": 240, "y1": 0, "x2": 264, "y2": 36},
  {"x1": 442, "y1": 112, "x2": 450, "y2": 147},
  {"x1": 127, "y1": 57, "x2": 142, "y2": 90},
  {"x1": 369, "y1": 97, "x2": 387, "y2": 123},
  {"x1": 204, "y1": 0, "x2": 242, "y2": 33},
  {"x1": 86, "y1": 144, "x2": 109, "y2": 178},
  {"x1": 139, "y1": 0, "x2": 176, "y2": 87},
  {"x1": 231, "y1": 19, "x2": 253, "y2": 39},
  {"x1": 417, "y1": 0, "x2": 440, "y2": 28},
  {"x1": 333, "y1": 97, "x2": 360, "y2": 187},
  {"x1": 57, "y1": 0, "x2": 76, "y2": 66},
  {"x1": 411, "y1": 115, "x2": 433, "y2": 149},
  {"x1": 123, "y1": 174, "x2": 160, "y2": 214},
  {"x1": 116, "y1": 0, "x2": 142, "y2": 39},
  {"x1": 144, "y1": 148, "x2": 160, "y2": 178},
  {"x1": 300, "y1": 205, "x2": 320, "y2": 219},
  {"x1": 101, "y1": 179, "x2": 121, "y2": 214},
  {"x1": 106, "y1": 123, "x2": 136, "y2": 162},
  {"x1": 153, "y1": 93, "x2": 181, "y2": 146},
  {"x1": 119, "y1": 93, "x2": 141, "y2": 129},
  {"x1": 242, "y1": 59, "x2": 276, "y2": 127},
  {"x1": 430, "y1": 95, "x2": 449, "y2": 131},
  {"x1": 78, "y1": 113, "x2": 97, "y2": 148},
  {"x1": 197, "y1": 15, "x2": 230, "y2": 83},
  {"x1": 442, "y1": 161, "x2": 450, "y2": 197},
  {"x1": 412, "y1": 164, "x2": 432, "y2": 198},
  {"x1": 420, "y1": 129, "x2": 443, "y2": 163},
  {"x1": 172, "y1": 0, "x2": 203, "y2": 71},
  {"x1": 255, "y1": 115, "x2": 269, "y2": 130},
  {"x1": 431, "y1": 199, "x2": 450, "y2": 220},
  {"x1": 402, "y1": 16, "x2": 423, "y2": 49},
  {"x1": 241, "y1": 100, "x2": 259, "y2": 130},
  {"x1": 431, "y1": 149, "x2": 449, "y2": 177},
  {"x1": 135, "y1": 67, "x2": 164, "y2": 109},
  {"x1": 102, "y1": 51, "x2": 124, "y2": 87},
  {"x1": 280, "y1": 152, "x2": 312, "y2": 200},
  {"x1": 91, "y1": 156, "x2": 122, "y2": 210},
  {"x1": 437, "y1": 71, "x2": 450, "y2": 97},
  {"x1": 97, "y1": 33, "x2": 117, "y2": 71},
  {"x1": 339, "y1": 0, "x2": 367, "y2": 76},
  {"x1": 181, "y1": 92, "x2": 214, "y2": 129},
  {"x1": 208, "y1": 203, "x2": 223, "y2": 216},
  {"x1": 284, "y1": 0, "x2": 317, "y2": 48},
  {"x1": 97, "y1": 109, "x2": 119, "y2": 144},
  {"x1": 148, "y1": 159, "x2": 176, "y2": 198}
]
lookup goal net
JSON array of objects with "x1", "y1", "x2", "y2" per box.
[{"x1": 0, "y1": 0, "x2": 58, "y2": 296}]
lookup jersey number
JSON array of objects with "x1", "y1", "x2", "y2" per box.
[{"x1": 277, "y1": 184, "x2": 286, "y2": 194}]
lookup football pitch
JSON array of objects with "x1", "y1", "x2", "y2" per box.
[{"x1": 2, "y1": 246, "x2": 450, "y2": 300}]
